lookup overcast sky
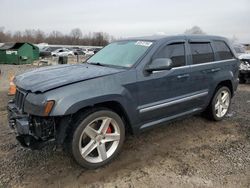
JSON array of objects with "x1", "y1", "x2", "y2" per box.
[{"x1": 0, "y1": 0, "x2": 249, "y2": 42}]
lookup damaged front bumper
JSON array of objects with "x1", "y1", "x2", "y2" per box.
[{"x1": 8, "y1": 100, "x2": 55, "y2": 149}]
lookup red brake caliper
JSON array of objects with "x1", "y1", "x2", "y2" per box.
[{"x1": 106, "y1": 124, "x2": 112, "y2": 133}]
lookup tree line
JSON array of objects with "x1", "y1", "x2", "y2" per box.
[
  {"x1": 0, "y1": 26, "x2": 239, "y2": 47},
  {"x1": 0, "y1": 27, "x2": 113, "y2": 46}
]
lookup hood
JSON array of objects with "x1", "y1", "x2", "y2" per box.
[{"x1": 15, "y1": 64, "x2": 124, "y2": 93}]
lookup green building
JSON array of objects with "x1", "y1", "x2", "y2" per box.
[{"x1": 0, "y1": 42, "x2": 39, "y2": 64}]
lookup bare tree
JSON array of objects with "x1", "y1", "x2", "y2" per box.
[
  {"x1": 12, "y1": 31, "x2": 22, "y2": 42},
  {"x1": 0, "y1": 27, "x2": 6, "y2": 42},
  {"x1": 46, "y1": 30, "x2": 63, "y2": 44},
  {"x1": 34, "y1": 30, "x2": 46, "y2": 43},
  {"x1": 70, "y1": 28, "x2": 83, "y2": 44},
  {"x1": 0, "y1": 27, "x2": 113, "y2": 46},
  {"x1": 49, "y1": 30, "x2": 63, "y2": 38},
  {"x1": 0, "y1": 27, "x2": 12, "y2": 42},
  {"x1": 184, "y1": 26, "x2": 206, "y2": 35},
  {"x1": 22, "y1": 29, "x2": 35, "y2": 43}
]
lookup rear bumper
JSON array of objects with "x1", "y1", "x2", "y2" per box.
[{"x1": 232, "y1": 78, "x2": 239, "y2": 95}]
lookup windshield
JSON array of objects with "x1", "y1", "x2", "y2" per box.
[{"x1": 87, "y1": 40, "x2": 153, "y2": 68}]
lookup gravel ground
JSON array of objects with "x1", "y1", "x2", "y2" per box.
[{"x1": 0, "y1": 64, "x2": 249, "y2": 188}]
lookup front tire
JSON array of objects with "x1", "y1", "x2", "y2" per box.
[
  {"x1": 207, "y1": 86, "x2": 231, "y2": 121},
  {"x1": 70, "y1": 109, "x2": 125, "y2": 169}
]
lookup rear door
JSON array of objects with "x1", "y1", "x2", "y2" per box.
[{"x1": 187, "y1": 40, "x2": 216, "y2": 108}]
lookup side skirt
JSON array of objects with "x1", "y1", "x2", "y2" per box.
[{"x1": 139, "y1": 107, "x2": 202, "y2": 130}]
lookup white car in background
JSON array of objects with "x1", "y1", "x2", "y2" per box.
[
  {"x1": 51, "y1": 48, "x2": 75, "y2": 57},
  {"x1": 82, "y1": 48, "x2": 94, "y2": 56}
]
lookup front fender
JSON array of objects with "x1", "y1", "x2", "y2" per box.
[
  {"x1": 24, "y1": 69, "x2": 139, "y2": 127},
  {"x1": 64, "y1": 94, "x2": 130, "y2": 115},
  {"x1": 43, "y1": 71, "x2": 138, "y2": 124}
]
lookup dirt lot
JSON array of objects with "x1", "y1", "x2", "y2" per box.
[{"x1": 0, "y1": 65, "x2": 249, "y2": 188}]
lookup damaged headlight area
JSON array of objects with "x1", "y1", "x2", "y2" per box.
[{"x1": 23, "y1": 93, "x2": 55, "y2": 117}]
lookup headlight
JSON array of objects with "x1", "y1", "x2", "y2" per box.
[{"x1": 44, "y1": 100, "x2": 55, "y2": 116}]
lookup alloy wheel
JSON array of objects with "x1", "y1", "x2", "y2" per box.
[
  {"x1": 78, "y1": 117, "x2": 121, "y2": 163},
  {"x1": 215, "y1": 90, "x2": 230, "y2": 118}
]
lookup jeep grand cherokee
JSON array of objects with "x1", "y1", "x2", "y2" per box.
[{"x1": 8, "y1": 35, "x2": 240, "y2": 168}]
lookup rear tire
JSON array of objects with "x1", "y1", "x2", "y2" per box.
[
  {"x1": 207, "y1": 86, "x2": 231, "y2": 121},
  {"x1": 69, "y1": 109, "x2": 125, "y2": 169}
]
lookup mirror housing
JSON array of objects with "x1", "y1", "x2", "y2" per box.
[{"x1": 145, "y1": 58, "x2": 173, "y2": 72}]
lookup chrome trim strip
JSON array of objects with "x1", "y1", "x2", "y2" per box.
[
  {"x1": 140, "y1": 107, "x2": 202, "y2": 129},
  {"x1": 139, "y1": 91, "x2": 208, "y2": 113},
  {"x1": 187, "y1": 59, "x2": 235, "y2": 68},
  {"x1": 152, "y1": 59, "x2": 235, "y2": 73}
]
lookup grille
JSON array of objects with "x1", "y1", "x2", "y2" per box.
[{"x1": 14, "y1": 89, "x2": 26, "y2": 110}]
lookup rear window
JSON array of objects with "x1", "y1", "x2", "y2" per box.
[
  {"x1": 234, "y1": 46, "x2": 245, "y2": 54},
  {"x1": 190, "y1": 42, "x2": 214, "y2": 64},
  {"x1": 214, "y1": 41, "x2": 234, "y2": 60}
]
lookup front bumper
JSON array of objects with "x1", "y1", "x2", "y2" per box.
[
  {"x1": 8, "y1": 100, "x2": 55, "y2": 149},
  {"x1": 8, "y1": 101, "x2": 30, "y2": 134}
]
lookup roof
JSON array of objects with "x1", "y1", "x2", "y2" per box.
[
  {"x1": 0, "y1": 42, "x2": 38, "y2": 50},
  {"x1": 121, "y1": 34, "x2": 227, "y2": 42}
]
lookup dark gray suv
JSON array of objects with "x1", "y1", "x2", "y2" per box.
[{"x1": 8, "y1": 35, "x2": 240, "y2": 168}]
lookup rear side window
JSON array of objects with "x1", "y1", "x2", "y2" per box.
[
  {"x1": 190, "y1": 42, "x2": 214, "y2": 64},
  {"x1": 214, "y1": 41, "x2": 234, "y2": 60},
  {"x1": 154, "y1": 43, "x2": 186, "y2": 67}
]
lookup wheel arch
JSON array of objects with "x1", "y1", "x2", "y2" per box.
[
  {"x1": 216, "y1": 80, "x2": 233, "y2": 96},
  {"x1": 205, "y1": 79, "x2": 234, "y2": 111},
  {"x1": 69, "y1": 100, "x2": 134, "y2": 134},
  {"x1": 94, "y1": 101, "x2": 133, "y2": 134}
]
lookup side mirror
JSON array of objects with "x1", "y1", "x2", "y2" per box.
[{"x1": 145, "y1": 58, "x2": 173, "y2": 72}]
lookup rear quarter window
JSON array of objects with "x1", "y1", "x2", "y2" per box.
[
  {"x1": 213, "y1": 41, "x2": 234, "y2": 60},
  {"x1": 190, "y1": 42, "x2": 214, "y2": 64}
]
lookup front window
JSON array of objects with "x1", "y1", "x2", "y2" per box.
[
  {"x1": 87, "y1": 40, "x2": 153, "y2": 68},
  {"x1": 153, "y1": 42, "x2": 186, "y2": 67}
]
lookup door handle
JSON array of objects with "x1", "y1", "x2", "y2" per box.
[
  {"x1": 202, "y1": 68, "x2": 221, "y2": 73},
  {"x1": 177, "y1": 74, "x2": 190, "y2": 79},
  {"x1": 210, "y1": 68, "x2": 221, "y2": 72}
]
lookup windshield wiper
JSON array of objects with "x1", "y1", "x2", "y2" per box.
[
  {"x1": 87, "y1": 62, "x2": 105, "y2": 66},
  {"x1": 87, "y1": 61, "x2": 127, "y2": 69}
]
